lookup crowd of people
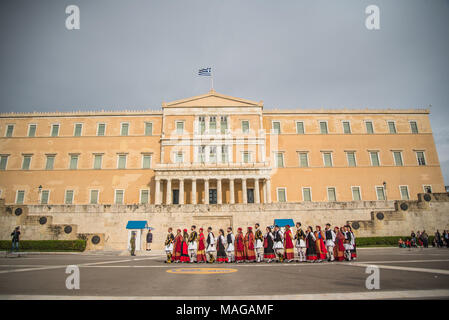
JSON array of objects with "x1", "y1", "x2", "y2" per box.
[
  {"x1": 163, "y1": 222, "x2": 357, "y2": 263},
  {"x1": 398, "y1": 229, "x2": 449, "y2": 248}
]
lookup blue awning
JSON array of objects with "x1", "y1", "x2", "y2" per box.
[
  {"x1": 274, "y1": 219, "x2": 295, "y2": 227},
  {"x1": 126, "y1": 221, "x2": 148, "y2": 229}
]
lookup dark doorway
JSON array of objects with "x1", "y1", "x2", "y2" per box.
[
  {"x1": 209, "y1": 189, "x2": 217, "y2": 204},
  {"x1": 247, "y1": 189, "x2": 254, "y2": 203},
  {"x1": 172, "y1": 189, "x2": 179, "y2": 204}
]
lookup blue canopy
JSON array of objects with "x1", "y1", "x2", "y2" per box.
[
  {"x1": 126, "y1": 221, "x2": 148, "y2": 229},
  {"x1": 274, "y1": 219, "x2": 295, "y2": 227}
]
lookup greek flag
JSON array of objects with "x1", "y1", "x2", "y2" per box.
[{"x1": 198, "y1": 67, "x2": 211, "y2": 76}]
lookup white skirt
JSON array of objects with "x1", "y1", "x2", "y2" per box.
[
  {"x1": 255, "y1": 239, "x2": 263, "y2": 249},
  {"x1": 296, "y1": 239, "x2": 306, "y2": 248},
  {"x1": 188, "y1": 242, "x2": 197, "y2": 250},
  {"x1": 226, "y1": 243, "x2": 234, "y2": 252},
  {"x1": 273, "y1": 241, "x2": 284, "y2": 249},
  {"x1": 206, "y1": 244, "x2": 216, "y2": 252},
  {"x1": 344, "y1": 243, "x2": 354, "y2": 250},
  {"x1": 325, "y1": 240, "x2": 335, "y2": 247},
  {"x1": 165, "y1": 244, "x2": 173, "y2": 252}
]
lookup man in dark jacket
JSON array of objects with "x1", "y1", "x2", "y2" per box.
[
  {"x1": 146, "y1": 229, "x2": 153, "y2": 251},
  {"x1": 11, "y1": 226, "x2": 20, "y2": 252}
]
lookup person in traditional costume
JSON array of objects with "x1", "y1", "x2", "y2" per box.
[
  {"x1": 273, "y1": 225, "x2": 284, "y2": 262},
  {"x1": 244, "y1": 227, "x2": 256, "y2": 262},
  {"x1": 342, "y1": 225, "x2": 354, "y2": 261},
  {"x1": 235, "y1": 227, "x2": 246, "y2": 263},
  {"x1": 333, "y1": 227, "x2": 346, "y2": 261},
  {"x1": 283, "y1": 225, "x2": 295, "y2": 262},
  {"x1": 196, "y1": 227, "x2": 207, "y2": 263},
  {"x1": 173, "y1": 229, "x2": 183, "y2": 263},
  {"x1": 206, "y1": 227, "x2": 216, "y2": 263},
  {"x1": 226, "y1": 227, "x2": 235, "y2": 263},
  {"x1": 294, "y1": 222, "x2": 306, "y2": 262},
  {"x1": 180, "y1": 229, "x2": 190, "y2": 263},
  {"x1": 314, "y1": 226, "x2": 327, "y2": 262},
  {"x1": 216, "y1": 229, "x2": 228, "y2": 263},
  {"x1": 164, "y1": 227, "x2": 175, "y2": 263},
  {"x1": 305, "y1": 226, "x2": 318, "y2": 262},
  {"x1": 263, "y1": 226, "x2": 276, "y2": 262},
  {"x1": 324, "y1": 223, "x2": 336, "y2": 262},
  {"x1": 348, "y1": 225, "x2": 357, "y2": 260},
  {"x1": 188, "y1": 225, "x2": 198, "y2": 263},
  {"x1": 254, "y1": 223, "x2": 264, "y2": 262}
]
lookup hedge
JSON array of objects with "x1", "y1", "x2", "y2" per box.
[
  {"x1": 0, "y1": 240, "x2": 86, "y2": 252},
  {"x1": 356, "y1": 236, "x2": 434, "y2": 247}
]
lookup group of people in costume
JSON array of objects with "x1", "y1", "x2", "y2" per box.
[{"x1": 163, "y1": 222, "x2": 357, "y2": 263}]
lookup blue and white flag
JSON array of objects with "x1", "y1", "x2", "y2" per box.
[{"x1": 198, "y1": 67, "x2": 211, "y2": 76}]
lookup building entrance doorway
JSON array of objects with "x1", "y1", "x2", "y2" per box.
[
  {"x1": 209, "y1": 189, "x2": 217, "y2": 204},
  {"x1": 247, "y1": 189, "x2": 254, "y2": 203}
]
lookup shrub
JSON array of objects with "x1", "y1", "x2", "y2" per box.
[
  {"x1": 0, "y1": 240, "x2": 86, "y2": 252},
  {"x1": 357, "y1": 235, "x2": 434, "y2": 247}
]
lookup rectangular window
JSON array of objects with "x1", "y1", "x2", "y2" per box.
[
  {"x1": 199, "y1": 117, "x2": 205, "y2": 134},
  {"x1": 45, "y1": 155, "x2": 55, "y2": 170},
  {"x1": 376, "y1": 186, "x2": 385, "y2": 200},
  {"x1": 272, "y1": 121, "x2": 281, "y2": 134},
  {"x1": 303, "y1": 188, "x2": 311, "y2": 202},
  {"x1": 199, "y1": 146, "x2": 206, "y2": 163},
  {"x1": 175, "y1": 152, "x2": 184, "y2": 163},
  {"x1": 276, "y1": 152, "x2": 284, "y2": 168},
  {"x1": 40, "y1": 190, "x2": 49, "y2": 204},
  {"x1": 69, "y1": 155, "x2": 79, "y2": 169},
  {"x1": 115, "y1": 190, "x2": 124, "y2": 204},
  {"x1": 22, "y1": 155, "x2": 31, "y2": 170},
  {"x1": 28, "y1": 124, "x2": 37, "y2": 137},
  {"x1": 51, "y1": 124, "x2": 59, "y2": 137},
  {"x1": 120, "y1": 123, "x2": 129, "y2": 136},
  {"x1": 5, "y1": 124, "x2": 14, "y2": 137},
  {"x1": 0, "y1": 155, "x2": 8, "y2": 170},
  {"x1": 145, "y1": 122, "x2": 153, "y2": 136},
  {"x1": 221, "y1": 145, "x2": 228, "y2": 163},
  {"x1": 299, "y1": 152, "x2": 308, "y2": 167},
  {"x1": 296, "y1": 121, "x2": 305, "y2": 134},
  {"x1": 320, "y1": 121, "x2": 328, "y2": 134},
  {"x1": 140, "y1": 190, "x2": 149, "y2": 204},
  {"x1": 277, "y1": 188, "x2": 286, "y2": 202},
  {"x1": 90, "y1": 190, "x2": 99, "y2": 204},
  {"x1": 346, "y1": 152, "x2": 356, "y2": 167},
  {"x1": 118, "y1": 155, "x2": 127, "y2": 169},
  {"x1": 209, "y1": 147, "x2": 217, "y2": 163},
  {"x1": 142, "y1": 154, "x2": 151, "y2": 169},
  {"x1": 327, "y1": 187, "x2": 336, "y2": 201},
  {"x1": 220, "y1": 116, "x2": 228, "y2": 134},
  {"x1": 65, "y1": 190, "x2": 74, "y2": 204},
  {"x1": 74, "y1": 123, "x2": 82, "y2": 136},
  {"x1": 243, "y1": 151, "x2": 251, "y2": 163},
  {"x1": 388, "y1": 121, "x2": 397, "y2": 134},
  {"x1": 393, "y1": 151, "x2": 403, "y2": 166},
  {"x1": 416, "y1": 151, "x2": 426, "y2": 166},
  {"x1": 323, "y1": 152, "x2": 333, "y2": 167},
  {"x1": 352, "y1": 187, "x2": 361, "y2": 201},
  {"x1": 97, "y1": 123, "x2": 106, "y2": 136},
  {"x1": 365, "y1": 121, "x2": 374, "y2": 134},
  {"x1": 410, "y1": 121, "x2": 418, "y2": 134},
  {"x1": 370, "y1": 152, "x2": 380, "y2": 166},
  {"x1": 342, "y1": 121, "x2": 351, "y2": 134},
  {"x1": 16, "y1": 190, "x2": 25, "y2": 204},
  {"x1": 400, "y1": 186, "x2": 410, "y2": 200},
  {"x1": 93, "y1": 154, "x2": 102, "y2": 169},
  {"x1": 176, "y1": 121, "x2": 184, "y2": 134},
  {"x1": 209, "y1": 116, "x2": 216, "y2": 133},
  {"x1": 242, "y1": 120, "x2": 249, "y2": 133}
]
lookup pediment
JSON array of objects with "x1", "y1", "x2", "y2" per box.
[{"x1": 163, "y1": 90, "x2": 263, "y2": 108}]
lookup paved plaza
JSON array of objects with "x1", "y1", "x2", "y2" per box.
[{"x1": 0, "y1": 247, "x2": 449, "y2": 299}]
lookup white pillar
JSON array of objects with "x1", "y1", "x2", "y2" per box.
[
  {"x1": 217, "y1": 179, "x2": 222, "y2": 204},
  {"x1": 155, "y1": 178, "x2": 161, "y2": 205},
  {"x1": 230, "y1": 179, "x2": 235, "y2": 204},
  {"x1": 242, "y1": 178, "x2": 247, "y2": 204},
  {"x1": 204, "y1": 179, "x2": 209, "y2": 205},
  {"x1": 166, "y1": 178, "x2": 172, "y2": 205},
  {"x1": 254, "y1": 178, "x2": 260, "y2": 204},
  {"x1": 266, "y1": 178, "x2": 272, "y2": 203},
  {"x1": 179, "y1": 179, "x2": 184, "y2": 205},
  {"x1": 191, "y1": 179, "x2": 197, "y2": 205}
]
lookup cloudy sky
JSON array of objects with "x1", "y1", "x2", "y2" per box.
[{"x1": 1, "y1": 0, "x2": 448, "y2": 183}]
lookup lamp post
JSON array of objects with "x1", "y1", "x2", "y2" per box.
[{"x1": 382, "y1": 181, "x2": 387, "y2": 201}]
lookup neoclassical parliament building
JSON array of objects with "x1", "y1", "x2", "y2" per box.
[{"x1": 0, "y1": 90, "x2": 446, "y2": 250}]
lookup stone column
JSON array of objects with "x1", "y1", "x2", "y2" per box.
[
  {"x1": 191, "y1": 179, "x2": 197, "y2": 204},
  {"x1": 217, "y1": 179, "x2": 222, "y2": 204},
  {"x1": 242, "y1": 178, "x2": 247, "y2": 204},
  {"x1": 155, "y1": 178, "x2": 161, "y2": 205},
  {"x1": 229, "y1": 178, "x2": 235, "y2": 204},
  {"x1": 266, "y1": 178, "x2": 272, "y2": 203},
  {"x1": 179, "y1": 178, "x2": 184, "y2": 205},
  {"x1": 204, "y1": 179, "x2": 209, "y2": 205},
  {"x1": 254, "y1": 178, "x2": 260, "y2": 204},
  {"x1": 166, "y1": 178, "x2": 172, "y2": 205}
]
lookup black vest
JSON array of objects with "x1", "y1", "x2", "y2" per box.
[
  {"x1": 325, "y1": 230, "x2": 332, "y2": 240},
  {"x1": 227, "y1": 233, "x2": 233, "y2": 244},
  {"x1": 274, "y1": 231, "x2": 282, "y2": 242}
]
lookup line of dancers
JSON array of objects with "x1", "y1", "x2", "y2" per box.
[{"x1": 164, "y1": 222, "x2": 357, "y2": 263}]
